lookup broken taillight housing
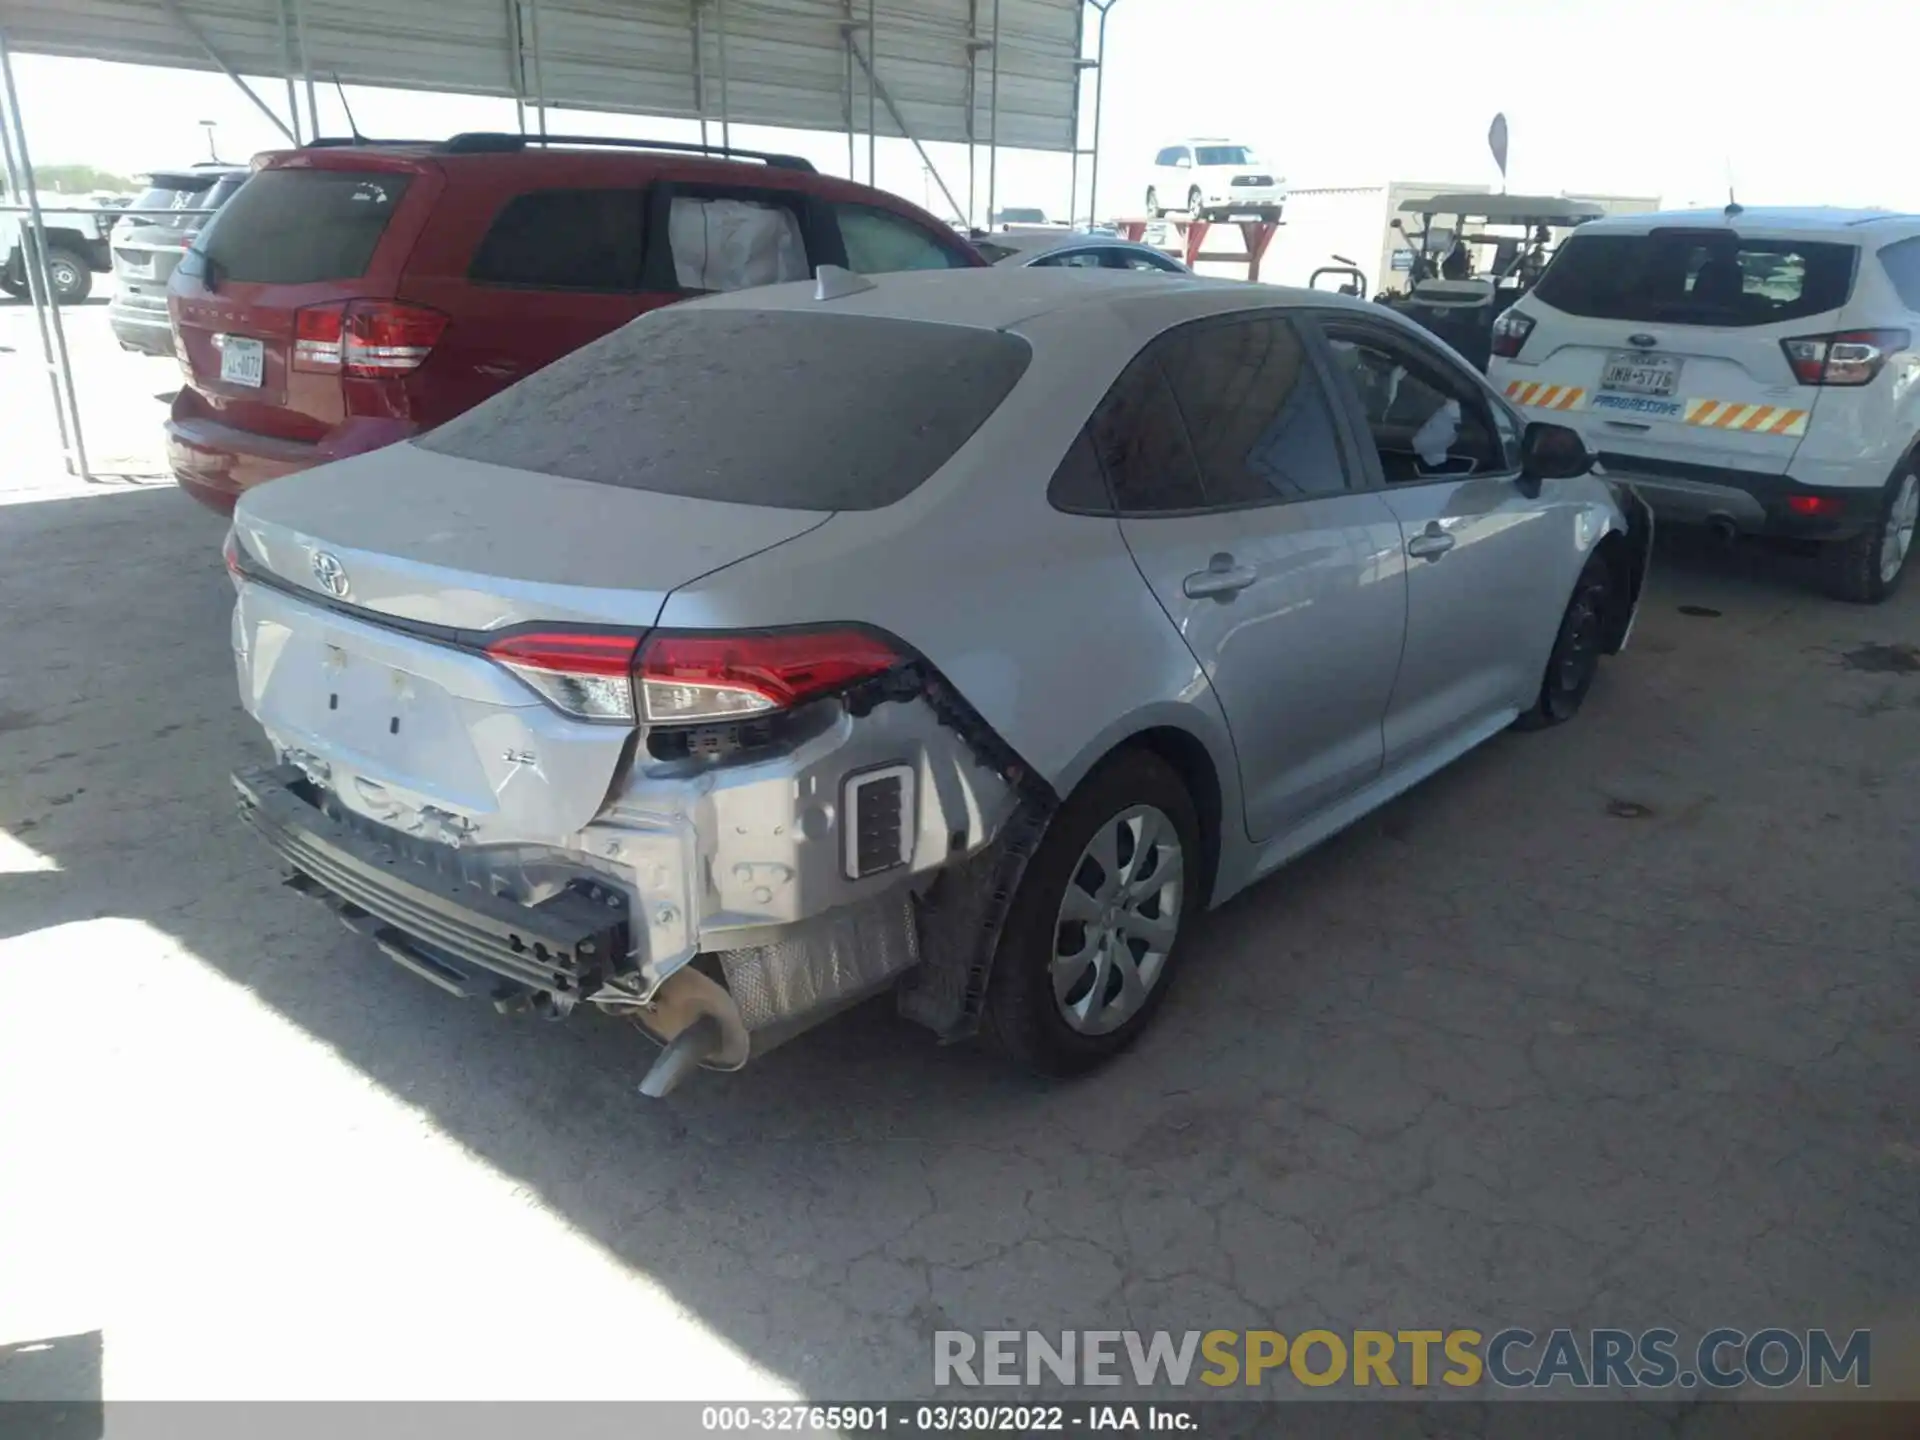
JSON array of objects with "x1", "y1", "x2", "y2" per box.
[
  {"x1": 1491, "y1": 308, "x2": 1537, "y2": 359},
  {"x1": 482, "y1": 627, "x2": 906, "y2": 726},
  {"x1": 1780, "y1": 328, "x2": 1909, "y2": 387},
  {"x1": 292, "y1": 299, "x2": 448, "y2": 377}
]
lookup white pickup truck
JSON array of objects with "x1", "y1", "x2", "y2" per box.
[{"x1": 1, "y1": 188, "x2": 117, "y2": 303}]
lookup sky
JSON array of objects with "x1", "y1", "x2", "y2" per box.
[{"x1": 6, "y1": 0, "x2": 1917, "y2": 225}]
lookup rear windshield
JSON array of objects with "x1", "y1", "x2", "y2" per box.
[
  {"x1": 187, "y1": 169, "x2": 412, "y2": 285},
  {"x1": 128, "y1": 174, "x2": 231, "y2": 230},
  {"x1": 1533, "y1": 230, "x2": 1857, "y2": 327},
  {"x1": 416, "y1": 307, "x2": 1031, "y2": 510}
]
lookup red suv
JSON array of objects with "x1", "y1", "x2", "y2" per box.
[{"x1": 166, "y1": 133, "x2": 985, "y2": 513}]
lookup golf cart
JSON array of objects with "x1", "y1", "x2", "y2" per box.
[
  {"x1": 1378, "y1": 193, "x2": 1605, "y2": 370},
  {"x1": 1309, "y1": 255, "x2": 1370, "y2": 297}
]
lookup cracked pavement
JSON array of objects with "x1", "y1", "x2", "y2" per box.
[{"x1": 0, "y1": 309, "x2": 1916, "y2": 1409}]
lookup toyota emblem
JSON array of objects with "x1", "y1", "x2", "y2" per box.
[{"x1": 311, "y1": 550, "x2": 350, "y2": 598}]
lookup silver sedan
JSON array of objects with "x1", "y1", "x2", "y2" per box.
[
  {"x1": 225, "y1": 266, "x2": 1651, "y2": 1094},
  {"x1": 972, "y1": 226, "x2": 1191, "y2": 274}
]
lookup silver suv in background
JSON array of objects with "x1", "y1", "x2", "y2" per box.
[{"x1": 108, "y1": 164, "x2": 249, "y2": 355}]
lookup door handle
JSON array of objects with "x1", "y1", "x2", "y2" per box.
[
  {"x1": 1406, "y1": 524, "x2": 1456, "y2": 562},
  {"x1": 1182, "y1": 554, "x2": 1258, "y2": 600}
]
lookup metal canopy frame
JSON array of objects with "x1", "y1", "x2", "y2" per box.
[{"x1": 0, "y1": 0, "x2": 1122, "y2": 482}]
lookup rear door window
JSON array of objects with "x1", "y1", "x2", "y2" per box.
[
  {"x1": 187, "y1": 169, "x2": 413, "y2": 284},
  {"x1": 835, "y1": 203, "x2": 972, "y2": 273},
  {"x1": 667, "y1": 195, "x2": 809, "y2": 292},
  {"x1": 470, "y1": 187, "x2": 647, "y2": 291},
  {"x1": 1086, "y1": 352, "x2": 1209, "y2": 513},
  {"x1": 1877, "y1": 237, "x2": 1920, "y2": 311},
  {"x1": 1534, "y1": 231, "x2": 1857, "y2": 326},
  {"x1": 415, "y1": 308, "x2": 1029, "y2": 509}
]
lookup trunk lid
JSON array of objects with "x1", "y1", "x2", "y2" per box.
[
  {"x1": 230, "y1": 445, "x2": 832, "y2": 837},
  {"x1": 170, "y1": 155, "x2": 439, "y2": 443},
  {"x1": 1501, "y1": 225, "x2": 1862, "y2": 474}
]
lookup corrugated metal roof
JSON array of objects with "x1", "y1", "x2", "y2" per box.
[{"x1": 2, "y1": 0, "x2": 1081, "y2": 150}]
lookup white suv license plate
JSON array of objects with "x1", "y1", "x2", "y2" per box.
[
  {"x1": 1601, "y1": 351, "x2": 1681, "y2": 397},
  {"x1": 218, "y1": 334, "x2": 265, "y2": 388}
]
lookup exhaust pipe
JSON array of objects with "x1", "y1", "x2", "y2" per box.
[{"x1": 1706, "y1": 513, "x2": 1739, "y2": 546}]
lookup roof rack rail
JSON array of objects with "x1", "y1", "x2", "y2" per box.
[{"x1": 437, "y1": 131, "x2": 817, "y2": 171}]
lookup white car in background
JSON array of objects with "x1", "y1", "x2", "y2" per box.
[
  {"x1": 1146, "y1": 140, "x2": 1284, "y2": 221},
  {"x1": 1490, "y1": 207, "x2": 1920, "y2": 603}
]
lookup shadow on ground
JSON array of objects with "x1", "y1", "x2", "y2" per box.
[{"x1": 1, "y1": 487, "x2": 1915, "y2": 1406}]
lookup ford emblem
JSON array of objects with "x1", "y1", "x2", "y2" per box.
[
  {"x1": 1628, "y1": 332, "x2": 1658, "y2": 349},
  {"x1": 311, "y1": 550, "x2": 350, "y2": 598}
]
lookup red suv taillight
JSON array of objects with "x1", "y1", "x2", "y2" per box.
[
  {"x1": 292, "y1": 300, "x2": 448, "y2": 378},
  {"x1": 482, "y1": 628, "x2": 905, "y2": 725},
  {"x1": 1491, "y1": 308, "x2": 1537, "y2": 359},
  {"x1": 1780, "y1": 328, "x2": 1909, "y2": 387}
]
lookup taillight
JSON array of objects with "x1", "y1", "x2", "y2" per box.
[
  {"x1": 293, "y1": 304, "x2": 344, "y2": 371},
  {"x1": 1780, "y1": 328, "x2": 1909, "y2": 387},
  {"x1": 222, "y1": 528, "x2": 243, "y2": 580},
  {"x1": 484, "y1": 632, "x2": 642, "y2": 723},
  {"x1": 1785, "y1": 493, "x2": 1843, "y2": 516},
  {"x1": 292, "y1": 300, "x2": 447, "y2": 377},
  {"x1": 345, "y1": 300, "x2": 448, "y2": 375},
  {"x1": 1491, "y1": 308, "x2": 1536, "y2": 359},
  {"x1": 483, "y1": 626, "x2": 905, "y2": 726},
  {"x1": 637, "y1": 629, "x2": 906, "y2": 724}
]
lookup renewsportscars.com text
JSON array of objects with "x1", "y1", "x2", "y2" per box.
[{"x1": 934, "y1": 1328, "x2": 1871, "y2": 1391}]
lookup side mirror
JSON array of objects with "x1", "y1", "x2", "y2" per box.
[{"x1": 1520, "y1": 421, "x2": 1594, "y2": 489}]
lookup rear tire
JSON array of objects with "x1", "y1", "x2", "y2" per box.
[
  {"x1": 1820, "y1": 467, "x2": 1917, "y2": 605},
  {"x1": 0, "y1": 274, "x2": 24, "y2": 300},
  {"x1": 1514, "y1": 552, "x2": 1613, "y2": 731},
  {"x1": 985, "y1": 750, "x2": 1200, "y2": 1077},
  {"x1": 1146, "y1": 187, "x2": 1163, "y2": 219}
]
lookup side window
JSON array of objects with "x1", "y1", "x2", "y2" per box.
[
  {"x1": 1047, "y1": 429, "x2": 1112, "y2": 512},
  {"x1": 1088, "y1": 352, "x2": 1208, "y2": 512},
  {"x1": 1879, "y1": 237, "x2": 1920, "y2": 311},
  {"x1": 836, "y1": 204, "x2": 970, "y2": 274},
  {"x1": 1490, "y1": 400, "x2": 1522, "y2": 471},
  {"x1": 470, "y1": 188, "x2": 647, "y2": 291},
  {"x1": 1157, "y1": 316, "x2": 1352, "y2": 504},
  {"x1": 1034, "y1": 249, "x2": 1107, "y2": 269},
  {"x1": 1322, "y1": 328, "x2": 1502, "y2": 482},
  {"x1": 667, "y1": 194, "x2": 809, "y2": 293},
  {"x1": 1115, "y1": 251, "x2": 1184, "y2": 273}
]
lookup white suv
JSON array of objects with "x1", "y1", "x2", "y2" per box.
[
  {"x1": 1146, "y1": 141, "x2": 1284, "y2": 221},
  {"x1": 1489, "y1": 207, "x2": 1920, "y2": 603}
]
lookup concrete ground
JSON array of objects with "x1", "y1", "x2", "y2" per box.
[{"x1": 1, "y1": 304, "x2": 1916, "y2": 1408}]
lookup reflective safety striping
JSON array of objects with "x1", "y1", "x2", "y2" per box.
[
  {"x1": 1683, "y1": 399, "x2": 1809, "y2": 436},
  {"x1": 1504, "y1": 380, "x2": 1587, "y2": 410}
]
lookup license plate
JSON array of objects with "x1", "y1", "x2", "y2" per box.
[
  {"x1": 119, "y1": 256, "x2": 152, "y2": 278},
  {"x1": 1601, "y1": 351, "x2": 1681, "y2": 397},
  {"x1": 218, "y1": 334, "x2": 265, "y2": 388}
]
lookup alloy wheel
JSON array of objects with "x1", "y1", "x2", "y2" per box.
[
  {"x1": 1880, "y1": 472, "x2": 1918, "y2": 584},
  {"x1": 1050, "y1": 804, "x2": 1183, "y2": 1036}
]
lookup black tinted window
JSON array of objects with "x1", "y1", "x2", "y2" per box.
[
  {"x1": 1534, "y1": 231, "x2": 1857, "y2": 326},
  {"x1": 1047, "y1": 430, "x2": 1111, "y2": 512},
  {"x1": 470, "y1": 188, "x2": 646, "y2": 291},
  {"x1": 1088, "y1": 356, "x2": 1207, "y2": 512},
  {"x1": 417, "y1": 308, "x2": 1028, "y2": 509},
  {"x1": 1324, "y1": 328, "x2": 1501, "y2": 482},
  {"x1": 1159, "y1": 317, "x2": 1350, "y2": 504},
  {"x1": 128, "y1": 174, "x2": 227, "y2": 231},
  {"x1": 188, "y1": 169, "x2": 411, "y2": 284},
  {"x1": 1878, "y1": 237, "x2": 1920, "y2": 311}
]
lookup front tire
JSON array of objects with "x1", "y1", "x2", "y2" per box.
[
  {"x1": 1821, "y1": 467, "x2": 1917, "y2": 605},
  {"x1": 985, "y1": 750, "x2": 1200, "y2": 1077},
  {"x1": 1187, "y1": 187, "x2": 1206, "y2": 219},
  {"x1": 1515, "y1": 552, "x2": 1613, "y2": 731}
]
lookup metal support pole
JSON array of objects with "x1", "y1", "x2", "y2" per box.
[
  {"x1": 691, "y1": 0, "x2": 708, "y2": 149},
  {"x1": 277, "y1": 0, "x2": 303, "y2": 142},
  {"x1": 529, "y1": 0, "x2": 547, "y2": 138},
  {"x1": 1088, "y1": 0, "x2": 1116, "y2": 228},
  {"x1": 842, "y1": 4, "x2": 855, "y2": 180},
  {"x1": 1067, "y1": 2, "x2": 1085, "y2": 227},
  {"x1": 160, "y1": 0, "x2": 297, "y2": 142},
  {"x1": 848, "y1": 39, "x2": 965, "y2": 224},
  {"x1": 966, "y1": 0, "x2": 978, "y2": 227},
  {"x1": 0, "y1": 30, "x2": 89, "y2": 480},
  {"x1": 716, "y1": 0, "x2": 730, "y2": 151},
  {"x1": 865, "y1": 0, "x2": 876, "y2": 185},
  {"x1": 507, "y1": 0, "x2": 528, "y2": 135},
  {"x1": 293, "y1": 0, "x2": 320, "y2": 137},
  {"x1": 986, "y1": 0, "x2": 1000, "y2": 227}
]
